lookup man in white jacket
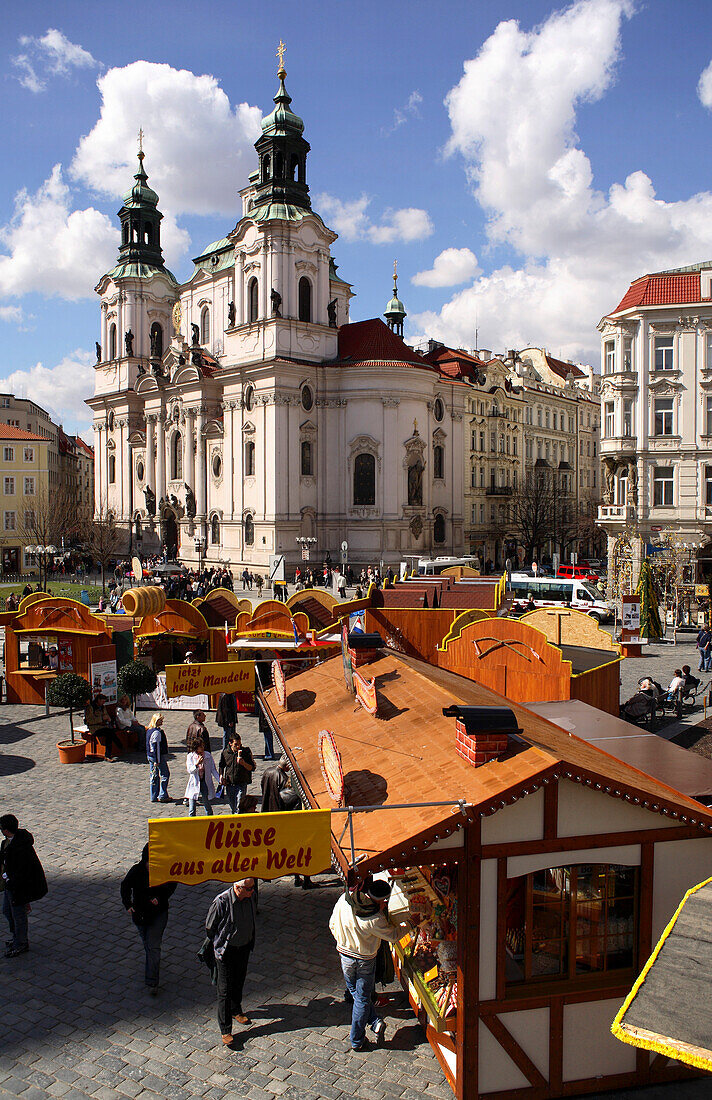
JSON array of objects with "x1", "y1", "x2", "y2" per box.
[{"x1": 329, "y1": 878, "x2": 407, "y2": 1051}]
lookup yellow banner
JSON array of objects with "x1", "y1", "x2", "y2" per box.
[
  {"x1": 165, "y1": 660, "x2": 255, "y2": 698},
  {"x1": 148, "y1": 809, "x2": 332, "y2": 885}
]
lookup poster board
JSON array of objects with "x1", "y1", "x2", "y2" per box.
[
  {"x1": 58, "y1": 639, "x2": 74, "y2": 672},
  {"x1": 90, "y1": 644, "x2": 117, "y2": 703},
  {"x1": 318, "y1": 729, "x2": 345, "y2": 805},
  {"x1": 165, "y1": 660, "x2": 254, "y2": 699},
  {"x1": 353, "y1": 669, "x2": 378, "y2": 716},
  {"x1": 621, "y1": 594, "x2": 641, "y2": 644}
]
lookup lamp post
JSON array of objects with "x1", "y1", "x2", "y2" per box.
[
  {"x1": 295, "y1": 535, "x2": 317, "y2": 564},
  {"x1": 194, "y1": 534, "x2": 206, "y2": 576},
  {"x1": 25, "y1": 544, "x2": 56, "y2": 590}
]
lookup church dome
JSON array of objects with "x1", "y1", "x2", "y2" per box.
[
  {"x1": 122, "y1": 151, "x2": 159, "y2": 209},
  {"x1": 261, "y1": 73, "x2": 305, "y2": 137}
]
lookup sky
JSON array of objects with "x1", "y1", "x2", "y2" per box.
[{"x1": 2, "y1": 0, "x2": 712, "y2": 437}]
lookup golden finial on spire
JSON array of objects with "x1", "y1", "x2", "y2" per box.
[
  {"x1": 276, "y1": 40, "x2": 286, "y2": 76},
  {"x1": 138, "y1": 127, "x2": 144, "y2": 158},
  {"x1": 393, "y1": 258, "x2": 398, "y2": 293}
]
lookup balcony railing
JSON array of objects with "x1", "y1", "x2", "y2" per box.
[
  {"x1": 486, "y1": 485, "x2": 513, "y2": 496},
  {"x1": 597, "y1": 504, "x2": 634, "y2": 522},
  {"x1": 600, "y1": 435, "x2": 636, "y2": 450}
]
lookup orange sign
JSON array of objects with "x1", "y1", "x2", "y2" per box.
[
  {"x1": 318, "y1": 729, "x2": 344, "y2": 805},
  {"x1": 272, "y1": 659, "x2": 287, "y2": 708},
  {"x1": 353, "y1": 669, "x2": 378, "y2": 715}
]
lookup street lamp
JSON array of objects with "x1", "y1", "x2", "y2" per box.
[
  {"x1": 295, "y1": 535, "x2": 317, "y2": 565},
  {"x1": 25, "y1": 544, "x2": 56, "y2": 589},
  {"x1": 194, "y1": 534, "x2": 206, "y2": 575}
]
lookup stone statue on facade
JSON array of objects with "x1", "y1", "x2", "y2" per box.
[
  {"x1": 270, "y1": 288, "x2": 282, "y2": 317},
  {"x1": 150, "y1": 328, "x2": 160, "y2": 358},
  {"x1": 191, "y1": 323, "x2": 200, "y2": 346},
  {"x1": 603, "y1": 462, "x2": 615, "y2": 505},
  {"x1": 408, "y1": 460, "x2": 424, "y2": 507},
  {"x1": 184, "y1": 484, "x2": 196, "y2": 519},
  {"x1": 144, "y1": 485, "x2": 156, "y2": 517},
  {"x1": 628, "y1": 461, "x2": 638, "y2": 505},
  {"x1": 327, "y1": 298, "x2": 338, "y2": 327},
  {"x1": 228, "y1": 300, "x2": 236, "y2": 327},
  {"x1": 124, "y1": 329, "x2": 134, "y2": 357},
  {"x1": 95, "y1": 341, "x2": 102, "y2": 362}
]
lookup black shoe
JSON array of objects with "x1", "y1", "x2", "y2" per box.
[
  {"x1": 4, "y1": 944, "x2": 28, "y2": 958},
  {"x1": 301, "y1": 878, "x2": 314, "y2": 889}
]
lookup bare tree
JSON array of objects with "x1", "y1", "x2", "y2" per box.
[
  {"x1": 85, "y1": 507, "x2": 122, "y2": 594},
  {"x1": 507, "y1": 468, "x2": 557, "y2": 562},
  {"x1": 19, "y1": 488, "x2": 80, "y2": 588}
]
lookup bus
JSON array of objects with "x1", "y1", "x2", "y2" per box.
[
  {"x1": 415, "y1": 556, "x2": 481, "y2": 576},
  {"x1": 508, "y1": 575, "x2": 613, "y2": 623}
]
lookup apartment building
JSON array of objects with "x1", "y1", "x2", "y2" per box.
[{"x1": 0, "y1": 426, "x2": 49, "y2": 574}]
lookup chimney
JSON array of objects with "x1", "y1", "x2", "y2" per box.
[
  {"x1": 348, "y1": 631, "x2": 384, "y2": 669},
  {"x1": 443, "y1": 704, "x2": 521, "y2": 767}
]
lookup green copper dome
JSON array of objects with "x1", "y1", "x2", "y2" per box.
[
  {"x1": 385, "y1": 293, "x2": 406, "y2": 317},
  {"x1": 122, "y1": 151, "x2": 159, "y2": 209},
  {"x1": 384, "y1": 262, "x2": 406, "y2": 336},
  {"x1": 261, "y1": 74, "x2": 305, "y2": 137}
]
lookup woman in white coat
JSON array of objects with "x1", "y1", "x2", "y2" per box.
[{"x1": 185, "y1": 734, "x2": 220, "y2": 817}]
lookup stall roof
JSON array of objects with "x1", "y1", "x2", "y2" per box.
[
  {"x1": 612, "y1": 876, "x2": 712, "y2": 1072},
  {"x1": 272, "y1": 651, "x2": 712, "y2": 877},
  {"x1": 528, "y1": 699, "x2": 712, "y2": 799},
  {"x1": 558, "y1": 645, "x2": 621, "y2": 674}
]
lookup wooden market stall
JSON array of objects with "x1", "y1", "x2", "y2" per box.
[
  {"x1": 133, "y1": 598, "x2": 212, "y2": 669},
  {"x1": 263, "y1": 647, "x2": 712, "y2": 1100},
  {"x1": 2, "y1": 595, "x2": 112, "y2": 705}
]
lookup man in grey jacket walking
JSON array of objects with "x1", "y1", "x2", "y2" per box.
[{"x1": 205, "y1": 878, "x2": 257, "y2": 1046}]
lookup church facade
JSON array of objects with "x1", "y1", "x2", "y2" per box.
[{"x1": 88, "y1": 59, "x2": 466, "y2": 571}]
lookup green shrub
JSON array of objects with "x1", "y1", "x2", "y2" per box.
[
  {"x1": 117, "y1": 661, "x2": 158, "y2": 707},
  {"x1": 46, "y1": 673, "x2": 92, "y2": 743}
]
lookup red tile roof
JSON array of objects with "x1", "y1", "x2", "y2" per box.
[
  {"x1": 545, "y1": 353, "x2": 585, "y2": 380},
  {"x1": 613, "y1": 273, "x2": 703, "y2": 313},
  {"x1": 333, "y1": 319, "x2": 433, "y2": 370},
  {"x1": 422, "y1": 344, "x2": 486, "y2": 380},
  {"x1": 0, "y1": 425, "x2": 44, "y2": 441}
]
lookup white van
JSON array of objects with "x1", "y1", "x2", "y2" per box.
[
  {"x1": 508, "y1": 575, "x2": 613, "y2": 624},
  {"x1": 416, "y1": 556, "x2": 480, "y2": 576}
]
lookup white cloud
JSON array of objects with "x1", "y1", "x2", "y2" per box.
[
  {"x1": 318, "y1": 193, "x2": 433, "y2": 245},
  {"x1": 412, "y1": 247, "x2": 480, "y2": 287},
  {"x1": 385, "y1": 90, "x2": 423, "y2": 134},
  {"x1": 71, "y1": 61, "x2": 262, "y2": 216},
  {"x1": 412, "y1": 0, "x2": 712, "y2": 365},
  {"x1": 13, "y1": 28, "x2": 97, "y2": 93},
  {"x1": 699, "y1": 58, "x2": 712, "y2": 110},
  {"x1": 0, "y1": 350, "x2": 95, "y2": 432},
  {"x1": 0, "y1": 305, "x2": 24, "y2": 324},
  {"x1": 0, "y1": 166, "x2": 118, "y2": 301}
]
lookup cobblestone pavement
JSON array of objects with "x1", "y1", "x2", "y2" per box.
[{"x1": 1, "y1": 704, "x2": 710, "y2": 1100}]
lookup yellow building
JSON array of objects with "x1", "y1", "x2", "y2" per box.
[{"x1": 0, "y1": 426, "x2": 49, "y2": 576}]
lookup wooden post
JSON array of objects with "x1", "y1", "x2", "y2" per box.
[{"x1": 456, "y1": 818, "x2": 480, "y2": 1100}]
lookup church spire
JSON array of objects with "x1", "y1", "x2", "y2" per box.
[
  {"x1": 115, "y1": 132, "x2": 167, "y2": 273},
  {"x1": 384, "y1": 259, "x2": 407, "y2": 337},
  {"x1": 252, "y1": 43, "x2": 312, "y2": 213}
]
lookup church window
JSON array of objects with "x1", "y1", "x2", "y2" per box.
[
  {"x1": 136, "y1": 459, "x2": 144, "y2": 482},
  {"x1": 108, "y1": 455, "x2": 116, "y2": 484},
  {"x1": 210, "y1": 515, "x2": 220, "y2": 545},
  {"x1": 433, "y1": 445, "x2": 444, "y2": 480},
  {"x1": 433, "y1": 514, "x2": 446, "y2": 544},
  {"x1": 109, "y1": 324, "x2": 117, "y2": 360},
  {"x1": 353, "y1": 453, "x2": 375, "y2": 506},
  {"x1": 144, "y1": 225, "x2": 153, "y2": 245},
  {"x1": 301, "y1": 441, "x2": 313, "y2": 476},
  {"x1": 301, "y1": 385, "x2": 313, "y2": 411},
  {"x1": 201, "y1": 307, "x2": 210, "y2": 345},
  {"x1": 122, "y1": 225, "x2": 129, "y2": 245},
  {"x1": 275, "y1": 152, "x2": 284, "y2": 179},
  {"x1": 433, "y1": 397, "x2": 444, "y2": 422},
  {"x1": 172, "y1": 432, "x2": 182, "y2": 480},
  {"x1": 262, "y1": 155, "x2": 271, "y2": 181},
  {"x1": 108, "y1": 410, "x2": 115, "y2": 432},
  {"x1": 150, "y1": 322, "x2": 163, "y2": 359},
  {"x1": 244, "y1": 385, "x2": 255, "y2": 412},
  {"x1": 212, "y1": 453, "x2": 222, "y2": 479},
  {"x1": 245, "y1": 440, "x2": 255, "y2": 476},
  {"x1": 298, "y1": 277, "x2": 312, "y2": 323},
  {"x1": 244, "y1": 513, "x2": 254, "y2": 546},
  {"x1": 248, "y1": 278, "x2": 259, "y2": 322},
  {"x1": 290, "y1": 155, "x2": 299, "y2": 181}
]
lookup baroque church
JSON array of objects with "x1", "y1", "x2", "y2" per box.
[{"x1": 88, "y1": 54, "x2": 466, "y2": 571}]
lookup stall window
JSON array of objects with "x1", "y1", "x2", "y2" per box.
[{"x1": 505, "y1": 863, "x2": 638, "y2": 986}]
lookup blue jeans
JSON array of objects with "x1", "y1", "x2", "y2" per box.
[
  {"x1": 3, "y1": 889, "x2": 29, "y2": 949},
  {"x1": 340, "y1": 954, "x2": 380, "y2": 1049},
  {"x1": 138, "y1": 909, "x2": 168, "y2": 987},
  {"x1": 189, "y1": 777, "x2": 213, "y2": 816},
  {"x1": 225, "y1": 783, "x2": 247, "y2": 814},
  {"x1": 149, "y1": 757, "x2": 170, "y2": 801}
]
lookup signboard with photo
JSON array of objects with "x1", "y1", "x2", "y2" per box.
[{"x1": 90, "y1": 644, "x2": 118, "y2": 704}]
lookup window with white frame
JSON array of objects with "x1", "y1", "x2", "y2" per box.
[
  {"x1": 537, "y1": 407, "x2": 542, "y2": 426},
  {"x1": 3, "y1": 447, "x2": 14, "y2": 462},
  {"x1": 623, "y1": 337, "x2": 634, "y2": 371},
  {"x1": 654, "y1": 397, "x2": 674, "y2": 436},
  {"x1": 617, "y1": 470, "x2": 628, "y2": 506},
  {"x1": 23, "y1": 477, "x2": 35, "y2": 496},
  {"x1": 3, "y1": 511, "x2": 16, "y2": 531},
  {"x1": 24, "y1": 509, "x2": 35, "y2": 528},
  {"x1": 653, "y1": 466, "x2": 674, "y2": 507},
  {"x1": 623, "y1": 399, "x2": 633, "y2": 437},
  {"x1": 604, "y1": 340, "x2": 615, "y2": 374},
  {"x1": 545, "y1": 409, "x2": 550, "y2": 428},
  {"x1": 470, "y1": 467, "x2": 476, "y2": 488},
  {"x1": 3, "y1": 477, "x2": 14, "y2": 495},
  {"x1": 569, "y1": 416, "x2": 575, "y2": 433},
  {"x1": 604, "y1": 402, "x2": 614, "y2": 437},
  {"x1": 705, "y1": 466, "x2": 712, "y2": 506},
  {"x1": 654, "y1": 335, "x2": 674, "y2": 371},
  {"x1": 471, "y1": 504, "x2": 476, "y2": 524}
]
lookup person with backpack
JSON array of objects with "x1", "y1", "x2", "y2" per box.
[{"x1": 1, "y1": 814, "x2": 48, "y2": 958}]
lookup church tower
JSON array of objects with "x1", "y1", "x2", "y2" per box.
[
  {"x1": 252, "y1": 41, "x2": 311, "y2": 214},
  {"x1": 384, "y1": 260, "x2": 406, "y2": 337}
]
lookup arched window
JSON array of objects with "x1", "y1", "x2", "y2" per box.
[
  {"x1": 108, "y1": 454, "x2": 116, "y2": 484},
  {"x1": 244, "y1": 513, "x2": 254, "y2": 546},
  {"x1": 275, "y1": 152, "x2": 284, "y2": 179},
  {"x1": 301, "y1": 441, "x2": 312, "y2": 476},
  {"x1": 433, "y1": 514, "x2": 446, "y2": 544},
  {"x1": 150, "y1": 322, "x2": 163, "y2": 359},
  {"x1": 144, "y1": 225, "x2": 152, "y2": 245},
  {"x1": 244, "y1": 440, "x2": 255, "y2": 476},
  {"x1": 244, "y1": 385, "x2": 254, "y2": 412},
  {"x1": 290, "y1": 155, "x2": 299, "y2": 181},
  {"x1": 109, "y1": 324, "x2": 117, "y2": 360},
  {"x1": 248, "y1": 278, "x2": 259, "y2": 323},
  {"x1": 122, "y1": 224, "x2": 129, "y2": 245},
  {"x1": 172, "y1": 432, "x2": 182, "y2": 480},
  {"x1": 262, "y1": 155, "x2": 271, "y2": 181},
  {"x1": 298, "y1": 277, "x2": 312, "y2": 323},
  {"x1": 200, "y1": 307, "x2": 210, "y2": 345},
  {"x1": 210, "y1": 515, "x2": 220, "y2": 545},
  {"x1": 353, "y1": 453, "x2": 375, "y2": 506},
  {"x1": 433, "y1": 445, "x2": 444, "y2": 479}
]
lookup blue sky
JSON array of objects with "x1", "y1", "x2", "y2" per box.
[{"x1": 2, "y1": 0, "x2": 712, "y2": 435}]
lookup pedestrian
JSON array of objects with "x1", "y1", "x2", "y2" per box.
[
  {"x1": 697, "y1": 625, "x2": 712, "y2": 672},
  {"x1": 338, "y1": 572, "x2": 347, "y2": 599},
  {"x1": 219, "y1": 733, "x2": 255, "y2": 814},
  {"x1": 329, "y1": 877, "x2": 406, "y2": 1051},
  {"x1": 255, "y1": 574, "x2": 264, "y2": 598},
  {"x1": 1, "y1": 814, "x2": 47, "y2": 958},
  {"x1": 120, "y1": 843, "x2": 176, "y2": 994},
  {"x1": 279, "y1": 787, "x2": 313, "y2": 889},
  {"x1": 215, "y1": 691, "x2": 238, "y2": 752},
  {"x1": 186, "y1": 709, "x2": 211, "y2": 753},
  {"x1": 205, "y1": 878, "x2": 257, "y2": 1046},
  {"x1": 260, "y1": 755, "x2": 290, "y2": 810},
  {"x1": 185, "y1": 735, "x2": 220, "y2": 816},
  {"x1": 147, "y1": 713, "x2": 171, "y2": 803}
]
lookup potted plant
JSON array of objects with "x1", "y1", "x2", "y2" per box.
[
  {"x1": 117, "y1": 660, "x2": 158, "y2": 710},
  {"x1": 46, "y1": 672, "x2": 92, "y2": 763}
]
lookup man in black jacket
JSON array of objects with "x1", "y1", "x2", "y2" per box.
[
  {"x1": 218, "y1": 734, "x2": 255, "y2": 814},
  {"x1": 1, "y1": 814, "x2": 47, "y2": 958},
  {"x1": 120, "y1": 844, "x2": 176, "y2": 994}
]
